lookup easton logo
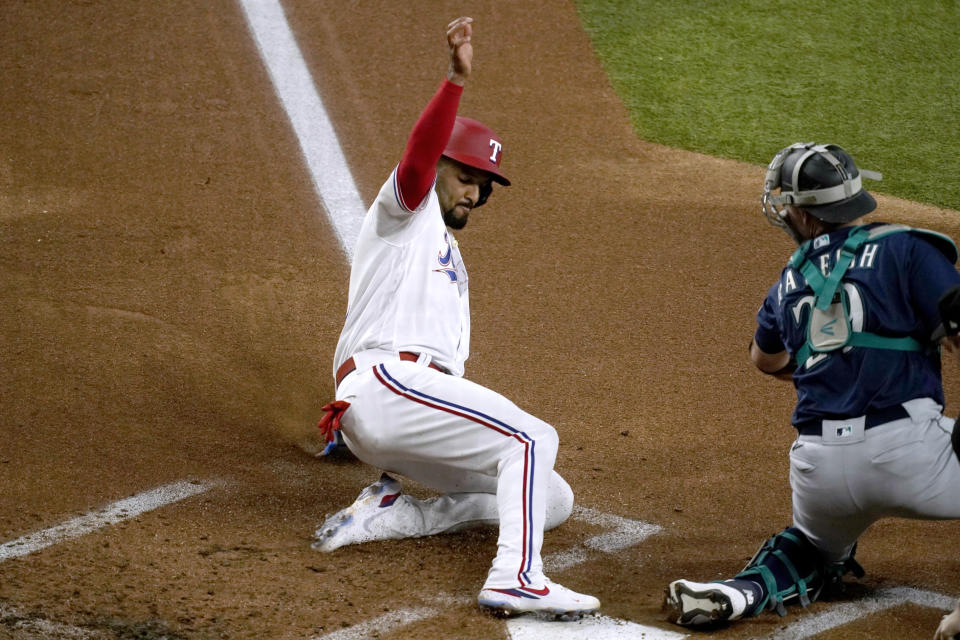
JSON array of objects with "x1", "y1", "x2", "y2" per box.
[
  {"x1": 489, "y1": 139, "x2": 502, "y2": 164},
  {"x1": 820, "y1": 318, "x2": 837, "y2": 336}
]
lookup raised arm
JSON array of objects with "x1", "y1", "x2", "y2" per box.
[{"x1": 395, "y1": 17, "x2": 473, "y2": 211}]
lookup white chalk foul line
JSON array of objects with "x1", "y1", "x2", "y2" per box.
[
  {"x1": 545, "y1": 506, "x2": 663, "y2": 573},
  {"x1": 0, "y1": 480, "x2": 213, "y2": 562},
  {"x1": 0, "y1": 602, "x2": 100, "y2": 639},
  {"x1": 238, "y1": 0, "x2": 366, "y2": 261},
  {"x1": 311, "y1": 607, "x2": 440, "y2": 640},
  {"x1": 767, "y1": 585, "x2": 957, "y2": 640}
]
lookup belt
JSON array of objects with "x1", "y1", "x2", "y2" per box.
[
  {"x1": 795, "y1": 404, "x2": 911, "y2": 437},
  {"x1": 335, "y1": 351, "x2": 447, "y2": 389}
]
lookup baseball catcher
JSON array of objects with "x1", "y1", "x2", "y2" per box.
[
  {"x1": 665, "y1": 142, "x2": 960, "y2": 631},
  {"x1": 312, "y1": 17, "x2": 599, "y2": 619}
]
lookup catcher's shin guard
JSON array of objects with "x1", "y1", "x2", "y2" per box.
[{"x1": 734, "y1": 527, "x2": 864, "y2": 617}]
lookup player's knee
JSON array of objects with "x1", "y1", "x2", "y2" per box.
[
  {"x1": 544, "y1": 473, "x2": 573, "y2": 531},
  {"x1": 528, "y1": 420, "x2": 559, "y2": 453}
]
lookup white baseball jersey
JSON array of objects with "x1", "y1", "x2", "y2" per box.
[{"x1": 333, "y1": 167, "x2": 470, "y2": 378}]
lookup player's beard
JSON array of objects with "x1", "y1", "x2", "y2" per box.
[{"x1": 442, "y1": 203, "x2": 471, "y2": 230}]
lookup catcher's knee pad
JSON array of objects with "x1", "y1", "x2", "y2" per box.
[{"x1": 734, "y1": 527, "x2": 864, "y2": 617}]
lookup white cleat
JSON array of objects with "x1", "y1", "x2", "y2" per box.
[
  {"x1": 478, "y1": 579, "x2": 600, "y2": 619},
  {"x1": 664, "y1": 579, "x2": 752, "y2": 627},
  {"x1": 312, "y1": 473, "x2": 405, "y2": 552}
]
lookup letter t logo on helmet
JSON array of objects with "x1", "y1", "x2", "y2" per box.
[
  {"x1": 443, "y1": 116, "x2": 511, "y2": 187},
  {"x1": 488, "y1": 139, "x2": 503, "y2": 163}
]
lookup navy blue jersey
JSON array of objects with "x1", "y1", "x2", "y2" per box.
[{"x1": 755, "y1": 223, "x2": 960, "y2": 427}]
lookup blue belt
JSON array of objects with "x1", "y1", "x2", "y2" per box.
[{"x1": 794, "y1": 404, "x2": 911, "y2": 437}]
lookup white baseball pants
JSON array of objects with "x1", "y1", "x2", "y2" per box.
[
  {"x1": 335, "y1": 358, "x2": 573, "y2": 590},
  {"x1": 789, "y1": 397, "x2": 960, "y2": 562}
]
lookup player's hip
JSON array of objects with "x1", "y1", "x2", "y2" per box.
[
  {"x1": 789, "y1": 401, "x2": 960, "y2": 517},
  {"x1": 338, "y1": 360, "x2": 557, "y2": 458}
]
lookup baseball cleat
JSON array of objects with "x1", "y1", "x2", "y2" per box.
[
  {"x1": 312, "y1": 473, "x2": 404, "y2": 552},
  {"x1": 664, "y1": 579, "x2": 752, "y2": 627},
  {"x1": 477, "y1": 579, "x2": 600, "y2": 618}
]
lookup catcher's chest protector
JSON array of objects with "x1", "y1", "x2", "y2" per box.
[{"x1": 790, "y1": 224, "x2": 956, "y2": 370}]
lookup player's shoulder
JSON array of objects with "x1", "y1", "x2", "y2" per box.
[
  {"x1": 368, "y1": 168, "x2": 440, "y2": 242},
  {"x1": 908, "y1": 227, "x2": 958, "y2": 263},
  {"x1": 870, "y1": 222, "x2": 958, "y2": 263}
]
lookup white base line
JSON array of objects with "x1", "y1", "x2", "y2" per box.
[
  {"x1": 0, "y1": 603, "x2": 99, "y2": 639},
  {"x1": 0, "y1": 480, "x2": 213, "y2": 562},
  {"x1": 768, "y1": 586, "x2": 956, "y2": 639},
  {"x1": 546, "y1": 506, "x2": 663, "y2": 573},
  {"x1": 311, "y1": 607, "x2": 440, "y2": 640},
  {"x1": 238, "y1": 0, "x2": 366, "y2": 261}
]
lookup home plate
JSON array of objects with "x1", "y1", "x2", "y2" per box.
[{"x1": 507, "y1": 614, "x2": 686, "y2": 639}]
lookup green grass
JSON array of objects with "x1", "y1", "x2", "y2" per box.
[{"x1": 574, "y1": 0, "x2": 960, "y2": 210}]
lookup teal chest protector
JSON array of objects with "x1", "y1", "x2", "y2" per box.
[{"x1": 789, "y1": 224, "x2": 958, "y2": 369}]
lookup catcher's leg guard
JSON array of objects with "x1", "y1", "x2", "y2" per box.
[{"x1": 734, "y1": 527, "x2": 864, "y2": 617}]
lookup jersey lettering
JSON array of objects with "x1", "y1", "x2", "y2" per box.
[
  {"x1": 819, "y1": 253, "x2": 831, "y2": 276},
  {"x1": 488, "y1": 139, "x2": 502, "y2": 163},
  {"x1": 859, "y1": 243, "x2": 879, "y2": 268},
  {"x1": 805, "y1": 353, "x2": 829, "y2": 369},
  {"x1": 813, "y1": 245, "x2": 879, "y2": 276},
  {"x1": 783, "y1": 269, "x2": 799, "y2": 294},
  {"x1": 792, "y1": 295, "x2": 816, "y2": 327},
  {"x1": 844, "y1": 282, "x2": 865, "y2": 331}
]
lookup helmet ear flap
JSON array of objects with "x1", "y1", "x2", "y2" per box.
[{"x1": 475, "y1": 181, "x2": 493, "y2": 208}]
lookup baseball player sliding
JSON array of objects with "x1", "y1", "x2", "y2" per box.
[
  {"x1": 665, "y1": 142, "x2": 960, "y2": 634},
  {"x1": 312, "y1": 17, "x2": 599, "y2": 618}
]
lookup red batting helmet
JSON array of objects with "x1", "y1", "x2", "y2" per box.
[{"x1": 442, "y1": 116, "x2": 511, "y2": 187}]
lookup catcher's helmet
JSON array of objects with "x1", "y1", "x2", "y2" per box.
[
  {"x1": 762, "y1": 142, "x2": 882, "y2": 229},
  {"x1": 443, "y1": 116, "x2": 510, "y2": 187}
]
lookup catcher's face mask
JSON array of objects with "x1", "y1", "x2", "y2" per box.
[{"x1": 761, "y1": 142, "x2": 882, "y2": 243}]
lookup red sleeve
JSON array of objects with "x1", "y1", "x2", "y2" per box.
[{"x1": 395, "y1": 79, "x2": 463, "y2": 211}]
